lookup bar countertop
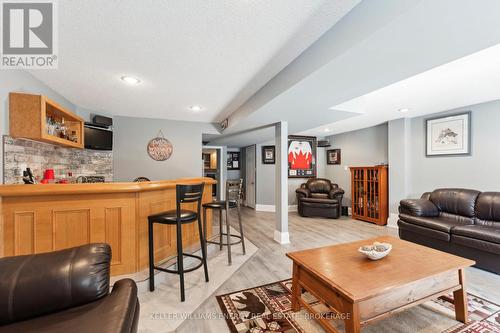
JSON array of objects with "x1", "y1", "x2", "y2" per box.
[{"x1": 0, "y1": 177, "x2": 216, "y2": 197}]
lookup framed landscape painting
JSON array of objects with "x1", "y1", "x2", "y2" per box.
[
  {"x1": 288, "y1": 135, "x2": 317, "y2": 178},
  {"x1": 426, "y1": 112, "x2": 471, "y2": 156}
]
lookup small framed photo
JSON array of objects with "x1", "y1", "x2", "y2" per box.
[
  {"x1": 261, "y1": 145, "x2": 275, "y2": 164},
  {"x1": 227, "y1": 152, "x2": 240, "y2": 170},
  {"x1": 327, "y1": 149, "x2": 341, "y2": 165},
  {"x1": 426, "y1": 112, "x2": 471, "y2": 156}
]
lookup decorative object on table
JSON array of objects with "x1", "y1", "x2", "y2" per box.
[
  {"x1": 350, "y1": 165, "x2": 388, "y2": 225},
  {"x1": 287, "y1": 135, "x2": 317, "y2": 178},
  {"x1": 216, "y1": 279, "x2": 500, "y2": 333},
  {"x1": 147, "y1": 130, "x2": 173, "y2": 161},
  {"x1": 358, "y1": 241, "x2": 392, "y2": 260},
  {"x1": 227, "y1": 151, "x2": 240, "y2": 170},
  {"x1": 261, "y1": 145, "x2": 275, "y2": 164},
  {"x1": 426, "y1": 111, "x2": 471, "y2": 156},
  {"x1": 133, "y1": 176, "x2": 150, "y2": 182},
  {"x1": 327, "y1": 148, "x2": 341, "y2": 165}
]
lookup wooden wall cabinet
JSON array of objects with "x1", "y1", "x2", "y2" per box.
[
  {"x1": 9, "y1": 92, "x2": 84, "y2": 149},
  {"x1": 350, "y1": 166, "x2": 388, "y2": 225}
]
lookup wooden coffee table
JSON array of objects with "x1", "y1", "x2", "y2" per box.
[{"x1": 286, "y1": 236, "x2": 475, "y2": 333}]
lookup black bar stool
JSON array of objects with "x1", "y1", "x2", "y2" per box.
[
  {"x1": 203, "y1": 179, "x2": 245, "y2": 265},
  {"x1": 148, "y1": 183, "x2": 208, "y2": 302}
]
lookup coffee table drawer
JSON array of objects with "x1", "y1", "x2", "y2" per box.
[{"x1": 359, "y1": 270, "x2": 460, "y2": 323}]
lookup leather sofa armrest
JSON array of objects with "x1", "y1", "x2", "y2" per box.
[
  {"x1": 421, "y1": 192, "x2": 432, "y2": 200},
  {"x1": 101, "y1": 279, "x2": 139, "y2": 333},
  {"x1": 328, "y1": 188, "x2": 345, "y2": 200},
  {"x1": 0, "y1": 243, "x2": 111, "y2": 325},
  {"x1": 296, "y1": 188, "x2": 311, "y2": 199},
  {"x1": 399, "y1": 199, "x2": 439, "y2": 217}
]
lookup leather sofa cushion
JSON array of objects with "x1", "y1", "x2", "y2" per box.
[
  {"x1": 452, "y1": 235, "x2": 500, "y2": 255},
  {"x1": 474, "y1": 192, "x2": 500, "y2": 226},
  {"x1": 399, "y1": 213, "x2": 472, "y2": 233},
  {"x1": 300, "y1": 197, "x2": 339, "y2": 208},
  {"x1": 0, "y1": 279, "x2": 139, "y2": 333},
  {"x1": 399, "y1": 199, "x2": 439, "y2": 217},
  {"x1": 0, "y1": 244, "x2": 111, "y2": 325},
  {"x1": 429, "y1": 188, "x2": 480, "y2": 217},
  {"x1": 311, "y1": 193, "x2": 328, "y2": 199},
  {"x1": 397, "y1": 220, "x2": 450, "y2": 242},
  {"x1": 305, "y1": 178, "x2": 332, "y2": 194},
  {"x1": 452, "y1": 225, "x2": 500, "y2": 245}
]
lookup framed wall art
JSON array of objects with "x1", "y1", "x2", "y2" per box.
[
  {"x1": 227, "y1": 152, "x2": 240, "y2": 170},
  {"x1": 261, "y1": 145, "x2": 275, "y2": 164},
  {"x1": 426, "y1": 112, "x2": 471, "y2": 156},
  {"x1": 327, "y1": 149, "x2": 341, "y2": 165},
  {"x1": 147, "y1": 130, "x2": 173, "y2": 161},
  {"x1": 288, "y1": 135, "x2": 317, "y2": 178}
]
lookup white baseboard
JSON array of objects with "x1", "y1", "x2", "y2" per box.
[
  {"x1": 255, "y1": 204, "x2": 298, "y2": 213},
  {"x1": 274, "y1": 230, "x2": 290, "y2": 244},
  {"x1": 255, "y1": 204, "x2": 275, "y2": 212},
  {"x1": 387, "y1": 213, "x2": 399, "y2": 229}
]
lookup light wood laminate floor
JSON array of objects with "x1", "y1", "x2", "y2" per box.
[{"x1": 174, "y1": 208, "x2": 500, "y2": 333}]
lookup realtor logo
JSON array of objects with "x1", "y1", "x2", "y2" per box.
[{"x1": 1, "y1": 0, "x2": 58, "y2": 68}]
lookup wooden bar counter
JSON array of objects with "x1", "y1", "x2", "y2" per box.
[{"x1": 0, "y1": 177, "x2": 215, "y2": 276}]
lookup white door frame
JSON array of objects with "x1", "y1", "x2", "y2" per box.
[
  {"x1": 202, "y1": 145, "x2": 225, "y2": 200},
  {"x1": 245, "y1": 144, "x2": 256, "y2": 208}
]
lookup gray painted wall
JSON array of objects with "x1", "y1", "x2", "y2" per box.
[
  {"x1": 324, "y1": 123, "x2": 388, "y2": 206},
  {"x1": 255, "y1": 141, "x2": 326, "y2": 206},
  {"x1": 113, "y1": 115, "x2": 218, "y2": 181},
  {"x1": 387, "y1": 99, "x2": 500, "y2": 217},
  {"x1": 408, "y1": 100, "x2": 500, "y2": 197}
]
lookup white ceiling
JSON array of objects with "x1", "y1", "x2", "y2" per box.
[
  {"x1": 208, "y1": 0, "x2": 500, "y2": 147},
  {"x1": 301, "y1": 42, "x2": 500, "y2": 136},
  {"x1": 29, "y1": 0, "x2": 359, "y2": 122}
]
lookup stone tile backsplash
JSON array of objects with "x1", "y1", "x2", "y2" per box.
[{"x1": 3, "y1": 136, "x2": 113, "y2": 184}]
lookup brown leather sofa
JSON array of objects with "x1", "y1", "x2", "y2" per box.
[
  {"x1": 398, "y1": 188, "x2": 500, "y2": 274},
  {"x1": 296, "y1": 178, "x2": 344, "y2": 219},
  {"x1": 0, "y1": 243, "x2": 139, "y2": 333}
]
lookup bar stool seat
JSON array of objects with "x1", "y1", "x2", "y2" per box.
[
  {"x1": 203, "y1": 200, "x2": 237, "y2": 209},
  {"x1": 148, "y1": 209, "x2": 198, "y2": 224}
]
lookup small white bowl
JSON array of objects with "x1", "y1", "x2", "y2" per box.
[{"x1": 358, "y1": 242, "x2": 392, "y2": 260}]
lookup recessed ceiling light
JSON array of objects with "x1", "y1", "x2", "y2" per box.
[
  {"x1": 323, "y1": 128, "x2": 331, "y2": 132},
  {"x1": 398, "y1": 108, "x2": 410, "y2": 113},
  {"x1": 120, "y1": 75, "x2": 141, "y2": 85},
  {"x1": 188, "y1": 105, "x2": 204, "y2": 112}
]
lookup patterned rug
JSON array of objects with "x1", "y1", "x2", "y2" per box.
[{"x1": 216, "y1": 279, "x2": 500, "y2": 333}]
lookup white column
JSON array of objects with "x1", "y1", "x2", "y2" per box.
[
  {"x1": 387, "y1": 118, "x2": 411, "y2": 228},
  {"x1": 274, "y1": 121, "x2": 290, "y2": 244}
]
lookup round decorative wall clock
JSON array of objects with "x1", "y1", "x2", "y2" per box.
[{"x1": 147, "y1": 130, "x2": 173, "y2": 161}]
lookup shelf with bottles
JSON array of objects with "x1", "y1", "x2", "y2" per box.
[{"x1": 9, "y1": 92, "x2": 84, "y2": 148}]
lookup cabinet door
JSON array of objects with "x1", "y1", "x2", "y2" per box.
[
  {"x1": 352, "y1": 168, "x2": 365, "y2": 217},
  {"x1": 366, "y1": 168, "x2": 380, "y2": 221}
]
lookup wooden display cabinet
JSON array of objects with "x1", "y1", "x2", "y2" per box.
[
  {"x1": 9, "y1": 92, "x2": 84, "y2": 149},
  {"x1": 350, "y1": 166, "x2": 388, "y2": 225}
]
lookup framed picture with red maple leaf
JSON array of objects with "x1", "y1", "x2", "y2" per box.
[{"x1": 287, "y1": 135, "x2": 317, "y2": 178}]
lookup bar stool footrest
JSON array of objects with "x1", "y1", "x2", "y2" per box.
[
  {"x1": 153, "y1": 253, "x2": 204, "y2": 274},
  {"x1": 206, "y1": 233, "x2": 243, "y2": 246}
]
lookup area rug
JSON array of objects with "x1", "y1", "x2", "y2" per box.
[{"x1": 216, "y1": 279, "x2": 500, "y2": 333}]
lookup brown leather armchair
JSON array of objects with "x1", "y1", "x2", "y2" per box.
[
  {"x1": 296, "y1": 178, "x2": 344, "y2": 219},
  {"x1": 0, "y1": 243, "x2": 139, "y2": 333}
]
